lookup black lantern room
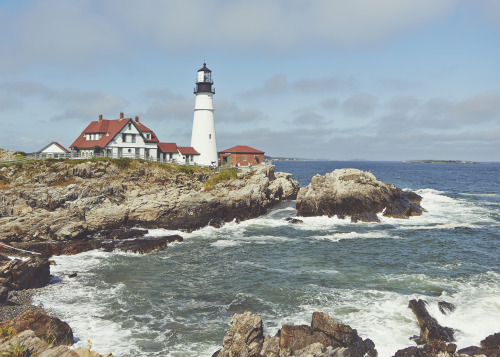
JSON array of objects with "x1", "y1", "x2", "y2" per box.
[{"x1": 194, "y1": 63, "x2": 215, "y2": 94}]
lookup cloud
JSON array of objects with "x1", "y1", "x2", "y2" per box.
[
  {"x1": 106, "y1": 0, "x2": 456, "y2": 51},
  {"x1": 453, "y1": 92, "x2": 500, "y2": 123},
  {"x1": 0, "y1": 80, "x2": 128, "y2": 122},
  {"x1": 1, "y1": 0, "x2": 125, "y2": 71},
  {"x1": 245, "y1": 75, "x2": 357, "y2": 97},
  {"x1": 294, "y1": 77, "x2": 358, "y2": 93},
  {"x1": 342, "y1": 93, "x2": 378, "y2": 117},
  {"x1": 320, "y1": 98, "x2": 340, "y2": 110},
  {"x1": 0, "y1": 93, "x2": 22, "y2": 112},
  {"x1": 245, "y1": 75, "x2": 288, "y2": 97},
  {"x1": 291, "y1": 108, "x2": 329, "y2": 126},
  {"x1": 0, "y1": 0, "x2": 459, "y2": 71},
  {"x1": 216, "y1": 99, "x2": 267, "y2": 123},
  {"x1": 50, "y1": 90, "x2": 129, "y2": 122}
]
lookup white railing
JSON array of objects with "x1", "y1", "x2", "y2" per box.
[{"x1": 21, "y1": 152, "x2": 217, "y2": 169}]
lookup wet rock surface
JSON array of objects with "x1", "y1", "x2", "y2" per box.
[
  {"x1": 393, "y1": 300, "x2": 500, "y2": 357},
  {"x1": 213, "y1": 311, "x2": 377, "y2": 357},
  {"x1": 296, "y1": 168, "x2": 424, "y2": 222}
]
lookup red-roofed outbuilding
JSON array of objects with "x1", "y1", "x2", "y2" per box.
[{"x1": 219, "y1": 145, "x2": 265, "y2": 167}]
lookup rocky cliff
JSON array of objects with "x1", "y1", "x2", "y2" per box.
[{"x1": 0, "y1": 159, "x2": 298, "y2": 245}]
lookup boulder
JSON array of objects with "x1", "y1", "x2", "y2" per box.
[
  {"x1": 481, "y1": 332, "x2": 500, "y2": 356},
  {"x1": 1, "y1": 310, "x2": 74, "y2": 346},
  {"x1": 0, "y1": 257, "x2": 50, "y2": 290},
  {"x1": 214, "y1": 311, "x2": 377, "y2": 357},
  {"x1": 296, "y1": 168, "x2": 424, "y2": 222},
  {"x1": 408, "y1": 299, "x2": 455, "y2": 344},
  {"x1": 0, "y1": 329, "x2": 114, "y2": 357},
  {"x1": 217, "y1": 310, "x2": 264, "y2": 357}
]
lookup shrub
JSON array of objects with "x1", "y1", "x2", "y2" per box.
[{"x1": 204, "y1": 169, "x2": 238, "y2": 191}]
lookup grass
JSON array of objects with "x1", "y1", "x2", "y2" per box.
[{"x1": 204, "y1": 169, "x2": 238, "y2": 191}]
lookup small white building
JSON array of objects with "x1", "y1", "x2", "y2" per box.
[{"x1": 38, "y1": 141, "x2": 70, "y2": 158}]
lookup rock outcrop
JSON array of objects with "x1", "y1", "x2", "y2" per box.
[
  {"x1": 0, "y1": 310, "x2": 115, "y2": 356},
  {"x1": 213, "y1": 311, "x2": 377, "y2": 357},
  {"x1": 0, "y1": 257, "x2": 50, "y2": 292},
  {"x1": 1, "y1": 310, "x2": 73, "y2": 346},
  {"x1": 0, "y1": 160, "x2": 299, "y2": 244},
  {"x1": 296, "y1": 168, "x2": 424, "y2": 222},
  {"x1": 394, "y1": 300, "x2": 500, "y2": 357}
]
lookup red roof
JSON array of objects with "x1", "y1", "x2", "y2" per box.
[
  {"x1": 157, "y1": 143, "x2": 178, "y2": 153},
  {"x1": 178, "y1": 146, "x2": 200, "y2": 155},
  {"x1": 39, "y1": 141, "x2": 70, "y2": 153},
  {"x1": 219, "y1": 145, "x2": 264, "y2": 154},
  {"x1": 70, "y1": 117, "x2": 160, "y2": 149},
  {"x1": 136, "y1": 122, "x2": 160, "y2": 143}
]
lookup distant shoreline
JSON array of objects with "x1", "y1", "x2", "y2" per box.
[{"x1": 404, "y1": 160, "x2": 478, "y2": 164}]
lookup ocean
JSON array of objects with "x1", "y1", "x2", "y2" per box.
[{"x1": 34, "y1": 161, "x2": 500, "y2": 357}]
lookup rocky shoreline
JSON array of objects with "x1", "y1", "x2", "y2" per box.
[{"x1": 2, "y1": 154, "x2": 497, "y2": 356}]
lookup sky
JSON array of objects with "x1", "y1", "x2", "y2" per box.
[{"x1": 0, "y1": 0, "x2": 499, "y2": 161}]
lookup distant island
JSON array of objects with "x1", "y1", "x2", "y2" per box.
[{"x1": 405, "y1": 160, "x2": 478, "y2": 164}]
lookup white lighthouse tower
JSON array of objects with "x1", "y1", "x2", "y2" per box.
[{"x1": 191, "y1": 63, "x2": 218, "y2": 166}]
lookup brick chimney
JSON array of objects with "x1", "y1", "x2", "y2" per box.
[
  {"x1": 120, "y1": 112, "x2": 124, "y2": 119},
  {"x1": 135, "y1": 116, "x2": 139, "y2": 122},
  {"x1": 98, "y1": 114, "x2": 103, "y2": 121}
]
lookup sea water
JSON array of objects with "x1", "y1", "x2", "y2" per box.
[{"x1": 34, "y1": 161, "x2": 500, "y2": 357}]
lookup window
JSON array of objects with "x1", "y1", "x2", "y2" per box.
[
  {"x1": 209, "y1": 134, "x2": 211, "y2": 139},
  {"x1": 131, "y1": 134, "x2": 136, "y2": 143},
  {"x1": 128, "y1": 149, "x2": 132, "y2": 153},
  {"x1": 243, "y1": 154, "x2": 247, "y2": 162},
  {"x1": 128, "y1": 123, "x2": 132, "y2": 130}
]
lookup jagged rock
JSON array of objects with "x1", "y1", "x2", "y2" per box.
[
  {"x1": 217, "y1": 311, "x2": 264, "y2": 357},
  {"x1": 296, "y1": 168, "x2": 424, "y2": 222},
  {"x1": 438, "y1": 301, "x2": 456, "y2": 315},
  {"x1": 284, "y1": 217, "x2": 303, "y2": 224},
  {"x1": 481, "y1": 332, "x2": 500, "y2": 356},
  {"x1": 1, "y1": 310, "x2": 74, "y2": 345},
  {"x1": 0, "y1": 330, "x2": 114, "y2": 357},
  {"x1": 408, "y1": 299, "x2": 455, "y2": 344},
  {"x1": 214, "y1": 311, "x2": 377, "y2": 357},
  {"x1": 0, "y1": 257, "x2": 50, "y2": 290}
]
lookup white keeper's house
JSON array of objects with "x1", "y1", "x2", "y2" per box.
[{"x1": 69, "y1": 112, "x2": 200, "y2": 164}]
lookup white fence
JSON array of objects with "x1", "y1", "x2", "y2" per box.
[{"x1": 16, "y1": 152, "x2": 217, "y2": 169}]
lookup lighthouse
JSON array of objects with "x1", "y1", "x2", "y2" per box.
[{"x1": 191, "y1": 63, "x2": 218, "y2": 166}]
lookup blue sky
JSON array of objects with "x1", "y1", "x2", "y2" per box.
[{"x1": 1, "y1": 0, "x2": 499, "y2": 161}]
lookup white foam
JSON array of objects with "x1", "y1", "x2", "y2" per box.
[
  {"x1": 312, "y1": 231, "x2": 397, "y2": 242},
  {"x1": 211, "y1": 239, "x2": 241, "y2": 248},
  {"x1": 34, "y1": 252, "x2": 139, "y2": 356}
]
